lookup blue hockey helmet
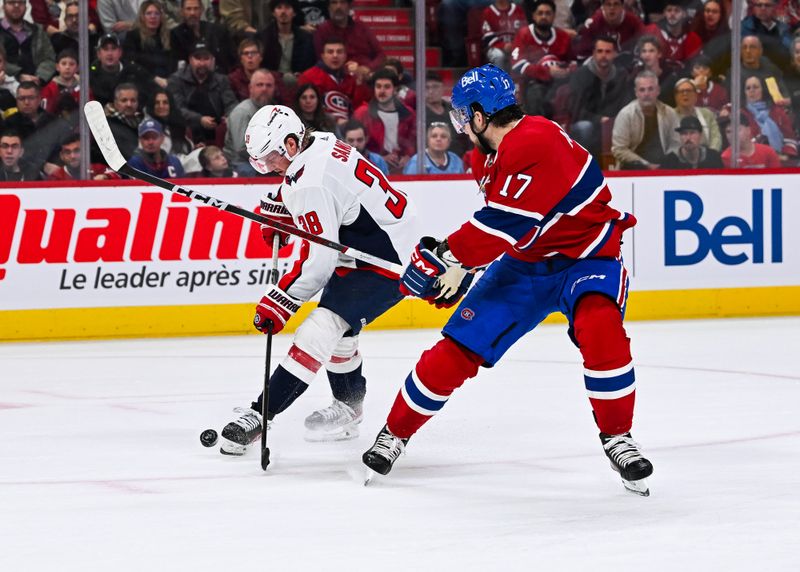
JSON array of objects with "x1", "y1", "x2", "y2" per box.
[{"x1": 449, "y1": 64, "x2": 516, "y2": 134}]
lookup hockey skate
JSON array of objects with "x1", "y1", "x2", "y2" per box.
[
  {"x1": 362, "y1": 425, "x2": 408, "y2": 484},
  {"x1": 600, "y1": 432, "x2": 653, "y2": 496},
  {"x1": 303, "y1": 399, "x2": 363, "y2": 442},
  {"x1": 219, "y1": 407, "x2": 263, "y2": 456}
]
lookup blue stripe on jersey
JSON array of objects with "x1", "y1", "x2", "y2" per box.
[
  {"x1": 584, "y1": 367, "x2": 635, "y2": 393},
  {"x1": 474, "y1": 205, "x2": 540, "y2": 242},
  {"x1": 339, "y1": 205, "x2": 401, "y2": 265},
  {"x1": 402, "y1": 372, "x2": 447, "y2": 414}
]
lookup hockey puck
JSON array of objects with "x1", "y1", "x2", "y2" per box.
[{"x1": 200, "y1": 429, "x2": 219, "y2": 447}]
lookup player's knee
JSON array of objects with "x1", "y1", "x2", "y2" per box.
[
  {"x1": 327, "y1": 334, "x2": 362, "y2": 373},
  {"x1": 416, "y1": 337, "x2": 483, "y2": 392},
  {"x1": 573, "y1": 294, "x2": 631, "y2": 367},
  {"x1": 283, "y1": 307, "x2": 350, "y2": 378}
]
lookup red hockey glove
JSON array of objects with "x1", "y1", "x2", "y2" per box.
[{"x1": 253, "y1": 285, "x2": 302, "y2": 334}]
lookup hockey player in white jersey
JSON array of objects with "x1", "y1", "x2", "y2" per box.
[{"x1": 219, "y1": 105, "x2": 419, "y2": 454}]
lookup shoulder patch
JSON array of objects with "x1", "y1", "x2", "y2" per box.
[{"x1": 285, "y1": 165, "x2": 305, "y2": 186}]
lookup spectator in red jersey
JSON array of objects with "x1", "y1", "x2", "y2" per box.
[
  {"x1": 721, "y1": 114, "x2": 781, "y2": 168},
  {"x1": 511, "y1": 0, "x2": 576, "y2": 116},
  {"x1": 643, "y1": 0, "x2": 701, "y2": 72},
  {"x1": 297, "y1": 37, "x2": 370, "y2": 125},
  {"x1": 293, "y1": 82, "x2": 337, "y2": 132},
  {"x1": 690, "y1": 54, "x2": 729, "y2": 113},
  {"x1": 228, "y1": 39, "x2": 265, "y2": 102},
  {"x1": 778, "y1": 0, "x2": 800, "y2": 33},
  {"x1": 574, "y1": 0, "x2": 644, "y2": 61},
  {"x1": 313, "y1": 0, "x2": 384, "y2": 74},
  {"x1": 40, "y1": 49, "x2": 81, "y2": 116},
  {"x1": 353, "y1": 68, "x2": 416, "y2": 174},
  {"x1": 48, "y1": 134, "x2": 119, "y2": 181},
  {"x1": 481, "y1": 0, "x2": 527, "y2": 70},
  {"x1": 689, "y1": 0, "x2": 730, "y2": 77}
]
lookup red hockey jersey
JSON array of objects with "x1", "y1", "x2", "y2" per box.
[
  {"x1": 296, "y1": 65, "x2": 371, "y2": 122},
  {"x1": 510, "y1": 24, "x2": 574, "y2": 82},
  {"x1": 643, "y1": 23, "x2": 702, "y2": 66},
  {"x1": 448, "y1": 116, "x2": 635, "y2": 268},
  {"x1": 481, "y1": 4, "x2": 527, "y2": 52}
]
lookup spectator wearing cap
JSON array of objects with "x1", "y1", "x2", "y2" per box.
[
  {"x1": 314, "y1": 0, "x2": 385, "y2": 74},
  {"x1": 352, "y1": 68, "x2": 416, "y2": 174},
  {"x1": 129, "y1": 118, "x2": 186, "y2": 178},
  {"x1": 48, "y1": 133, "x2": 120, "y2": 181},
  {"x1": 689, "y1": 54, "x2": 728, "y2": 113},
  {"x1": 168, "y1": 40, "x2": 237, "y2": 145},
  {"x1": 342, "y1": 119, "x2": 389, "y2": 175},
  {"x1": 258, "y1": 0, "x2": 316, "y2": 92},
  {"x1": 90, "y1": 33, "x2": 155, "y2": 106},
  {"x1": 673, "y1": 78, "x2": 721, "y2": 151},
  {"x1": 51, "y1": 1, "x2": 98, "y2": 57},
  {"x1": 643, "y1": 0, "x2": 702, "y2": 71},
  {"x1": 122, "y1": 1, "x2": 177, "y2": 89},
  {"x1": 511, "y1": 0, "x2": 576, "y2": 116},
  {"x1": 224, "y1": 69, "x2": 277, "y2": 175},
  {"x1": 0, "y1": 0, "x2": 56, "y2": 85},
  {"x1": 97, "y1": 0, "x2": 139, "y2": 39},
  {"x1": 721, "y1": 114, "x2": 781, "y2": 168},
  {"x1": 661, "y1": 116, "x2": 723, "y2": 169},
  {"x1": 228, "y1": 38, "x2": 265, "y2": 101},
  {"x1": 171, "y1": 0, "x2": 235, "y2": 74},
  {"x1": 743, "y1": 0, "x2": 793, "y2": 70},
  {"x1": 612, "y1": 70, "x2": 681, "y2": 170},
  {"x1": 403, "y1": 123, "x2": 465, "y2": 175},
  {"x1": 574, "y1": 0, "x2": 644, "y2": 62}
]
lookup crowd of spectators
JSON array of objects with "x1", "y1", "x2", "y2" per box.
[{"x1": 2, "y1": 0, "x2": 800, "y2": 181}]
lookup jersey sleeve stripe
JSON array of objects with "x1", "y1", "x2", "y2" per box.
[
  {"x1": 473, "y1": 205, "x2": 540, "y2": 242},
  {"x1": 486, "y1": 200, "x2": 544, "y2": 219},
  {"x1": 469, "y1": 217, "x2": 519, "y2": 245}
]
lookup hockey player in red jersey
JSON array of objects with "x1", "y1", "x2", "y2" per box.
[{"x1": 362, "y1": 64, "x2": 654, "y2": 495}]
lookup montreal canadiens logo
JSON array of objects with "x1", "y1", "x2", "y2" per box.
[
  {"x1": 461, "y1": 308, "x2": 475, "y2": 320},
  {"x1": 324, "y1": 91, "x2": 350, "y2": 120}
]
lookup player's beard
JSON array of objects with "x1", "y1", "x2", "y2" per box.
[{"x1": 473, "y1": 130, "x2": 495, "y2": 155}]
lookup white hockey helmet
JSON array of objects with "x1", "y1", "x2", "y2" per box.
[{"x1": 245, "y1": 105, "x2": 306, "y2": 174}]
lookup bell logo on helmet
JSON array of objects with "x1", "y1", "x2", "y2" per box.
[{"x1": 461, "y1": 71, "x2": 479, "y2": 87}]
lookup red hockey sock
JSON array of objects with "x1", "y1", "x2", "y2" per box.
[
  {"x1": 386, "y1": 337, "x2": 483, "y2": 439},
  {"x1": 573, "y1": 294, "x2": 635, "y2": 435}
]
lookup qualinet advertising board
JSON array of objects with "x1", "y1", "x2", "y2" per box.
[{"x1": 0, "y1": 173, "x2": 797, "y2": 339}]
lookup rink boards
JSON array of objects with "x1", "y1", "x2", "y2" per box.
[{"x1": 1, "y1": 171, "x2": 799, "y2": 341}]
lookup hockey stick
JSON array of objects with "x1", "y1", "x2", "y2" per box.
[
  {"x1": 83, "y1": 101, "x2": 404, "y2": 276},
  {"x1": 260, "y1": 235, "x2": 280, "y2": 471}
]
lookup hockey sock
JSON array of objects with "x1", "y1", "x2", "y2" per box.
[
  {"x1": 326, "y1": 335, "x2": 365, "y2": 406},
  {"x1": 387, "y1": 337, "x2": 483, "y2": 439},
  {"x1": 573, "y1": 294, "x2": 635, "y2": 435},
  {"x1": 251, "y1": 365, "x2": 309, "y2": 417},
  {"x1": 326, "y1": 364, "x2": 366, "y2": 407}
]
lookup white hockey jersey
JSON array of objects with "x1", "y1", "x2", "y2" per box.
[{"x1": 265, "y1": 132, "x2": 419, "y2": 302}]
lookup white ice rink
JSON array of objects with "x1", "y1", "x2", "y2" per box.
[{"x1": 1, "y1": 317, "x2": 798, "y2": 571}]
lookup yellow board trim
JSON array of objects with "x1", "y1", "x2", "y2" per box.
[{"x1": 2, "y1": 286, "x2": 799, "y2": 342}]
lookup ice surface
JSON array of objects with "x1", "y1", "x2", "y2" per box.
[{"x1": 1, "y1": 318, "x2": 798, "y2": 571}]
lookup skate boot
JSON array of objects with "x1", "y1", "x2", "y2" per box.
[
  {"x1": 220, "y1": 407, "x2": 262, "y2": 456},
  {"x1": 600, "y1": 432, "x2": 653, "y2": 496},
  {"x1": 303, "y1": 399, "x2": 363, "y2": 442},
  {"x1": 362, "y1": 425, "x2": 408, "y2": 482}
]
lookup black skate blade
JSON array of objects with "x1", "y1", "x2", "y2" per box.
[{"x1": 622, "y1": 477, "x2": 650, "y2": 497}]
